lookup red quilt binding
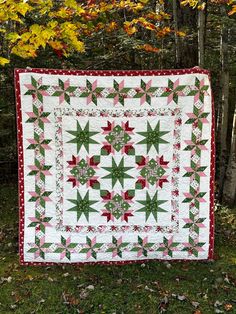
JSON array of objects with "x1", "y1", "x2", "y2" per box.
[{"x1": 14, "y1": 67, "x2": 215, "y2": 266}]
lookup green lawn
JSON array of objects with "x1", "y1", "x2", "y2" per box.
[{"x1": 0, "y1": 184, "x2": 236, "y2": 314}]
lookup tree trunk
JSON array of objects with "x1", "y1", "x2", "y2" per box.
[
  {"x1": 198, "y1": 2, "x2": 206, "y2": 67},
  {"x1": 218, "y1": 6, "x2": 230, "y2": 200},
  {"x1": 222, "y1": 106, "x2": 236, "y2": 206},
  {"x1": 173, "y1": 0, "x2": 181, "y2": 67}
]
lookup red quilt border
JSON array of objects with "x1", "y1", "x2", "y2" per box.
[{"x1": 14, "y1": 67, "x2": 215, "y2": 266}]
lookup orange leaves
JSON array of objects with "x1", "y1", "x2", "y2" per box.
[
  {"x1": 48, "y1": 41, "x2": 64, "y2": 51},
  {"x1": 123, "y1": 17, "x2": 158, "y2": 36},
  {"x1": 0, "y1": 0, "x2": 192, "y2": 64},
  {"x1": 51, "y1": 7, "x2": 74, "y2": 19},
  {"x1": 228, "y1": 4, "x2": 236, "y2": 15},
  {"x1": 180, "y1": 0, "x2": 236, "y2": 14},
  {"x1": 123, "y1": 14, "x2": 176, "y2": 38},
  {"x1": 137, "y1": 44, "x2": 160, "y2": 53},
  {"x1": 157, "y1": 26, "x2": 171, "y2": 38},
  {"x1": 137, "y1": 17, "x2": 156, "y2": 30},
  {"x1": 146, "y1": 11, "x2": 171, "y2": 21},
  {"x1": 106, "y1": 22, "x2": 118, "y2": 32},
  {"x1": 124, "y1": 21, "x2": 137, "y2": 36}
]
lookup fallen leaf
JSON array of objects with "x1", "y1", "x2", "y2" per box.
[
  {"x1": 62, "y1": 292, "x2": 80, "y2": 306},
  {"x1": 192, "y1": 301, "x2": 200, "y2": 308},
  {"x1": 164, "y1": 262, "x2": 172, "y2": 269},
  {"x1": 214, "y1": 300, "x2": 223, "y2": 307},
  {"x1": 79, "y1": 289, "x2": 89, "y2": 300},
  {"x1": 158, "y1": 295, "x2": 169, "y2": 313},
  {"x1": 10, "y1": 304, "x2": 17, "y2": 309},
  {"x1": 144, "y1": 285, "x2": 155, "y2": 292},
  {"x1": 26, "y1": 275, "x2": 33, "y2": 281},
  {"x1": 63, "y1": 272, "x2": 69, "y2": 277},
  {"x1": 177, "y1": 295, "x2": 186, "y2": 301},
  {"x1": 224, "y1": 303, "x2": 233, "y2": 311}
]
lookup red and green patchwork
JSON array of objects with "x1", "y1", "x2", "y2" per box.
[
  {"x1": 101, "y1": 190, "x2": 134, "y2": 222},
  {"x1": 101, "y1": 121, "x2": 135, "y2": 155},
  {"x1": 135, "y1": 155, "x2": 169, "y2": 189},
  {"x1": 17, "y1": 68, "x2": 214, "y2": 264},
  {"x1": 67, "y1": 155, "x2": 100, "y2": 189}
]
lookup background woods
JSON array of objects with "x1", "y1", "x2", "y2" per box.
[
  {"x1": 0, "y1": 0, "x2": 236, "y2": 206},
  {"x1": 0, "y1": 2, "x2": 236, "y2": 313}
]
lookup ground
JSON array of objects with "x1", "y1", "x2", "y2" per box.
[{"x1": 0, "y1": 184, "x2": 236, "y2": 314}]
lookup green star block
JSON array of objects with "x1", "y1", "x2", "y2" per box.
[
  {"x1": 102, "y1": 157, "x2": 133, "y2": 188},
  {"x1": 137, "y1": 191, "x2": 167, "y2": 222},
  {"x1": 67, "y1": 121, "x2": 99, "y2": 153},
  {"x1": 137, "y1": 121, "x2": 169, "y2": 153},
  {"x1": 67, "y1": 191, "x2": 98, "y2": 222}
]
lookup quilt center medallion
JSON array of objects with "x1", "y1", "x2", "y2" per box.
[{"x1": 56, "y1": 111, "x2": 177, "y2": 234}]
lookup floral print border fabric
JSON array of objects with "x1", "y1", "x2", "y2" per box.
[{"x1": 15, "y1": 68, "x2": 214, "y2": 265}]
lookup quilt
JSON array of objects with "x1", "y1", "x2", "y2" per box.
[{"x1": 15, "y1": 68, "x2": 215, "y2": 265}]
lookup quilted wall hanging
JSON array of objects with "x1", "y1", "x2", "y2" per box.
[{"x1": 15, "y1": 67, "x2": 215, "y2": 265}]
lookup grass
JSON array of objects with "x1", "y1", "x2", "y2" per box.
[{"x1": 0, "y1": 184, "x2": 236, "y2": 314}]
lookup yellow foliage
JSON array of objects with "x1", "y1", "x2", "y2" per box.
[
  {"x1": 21, "y1": 32, "x2": 31, "y2": 43},
  {"x1": 16, "y1": 2, "x2": 32, "y2": 16},
  {"x1": 1, "y1": 0, "x2": 213, "y2": 63},
  {"x1": 47, "y1": 21, "x2": 58, "y2": 29},
  {"x1": 180, "y1": 0, "x2": 199, "y2": 8},
  {"x1": 11, "y1": 44, "x2": 37, "y2": 58},
  {"x1": 197, "y1": 2, "x2": 206, "y2": 10},
  {"x1": 6, "y1": 32, "x2": 21, "y2": 43},
  {"x1": 176, "y1": 31, "x2": 186, "y2": 37},
  {"x1": 71, "y1": 39, "x2": 85, "y2": 52},
  {"x1": 0, "y1": 56, "x2": 10, "y2": 66},
  {"x1": 180, "y1": 0, "x2": 208, "y2": 10},
  {"x1": 52, "y1": 7, "x2": 73, "y2": 19},
  {"x1": 100, "y1": 4, "x2": 113, "y2": 12},
  {"x1": 123, "y1": 21, "x2": 137, "y2": 36},
  {"x1": 0, "y1": 0, "x2": 32, "y2": 23},
  {"x1": 60, "y1": 22, "x2": 85, "y2": 52},
  {"x1": 64, "y1": 0, "x2": 78, "y2": 9},
  {"x1": 30, "y1": 0, "x2": 53, "y2": 15}
]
